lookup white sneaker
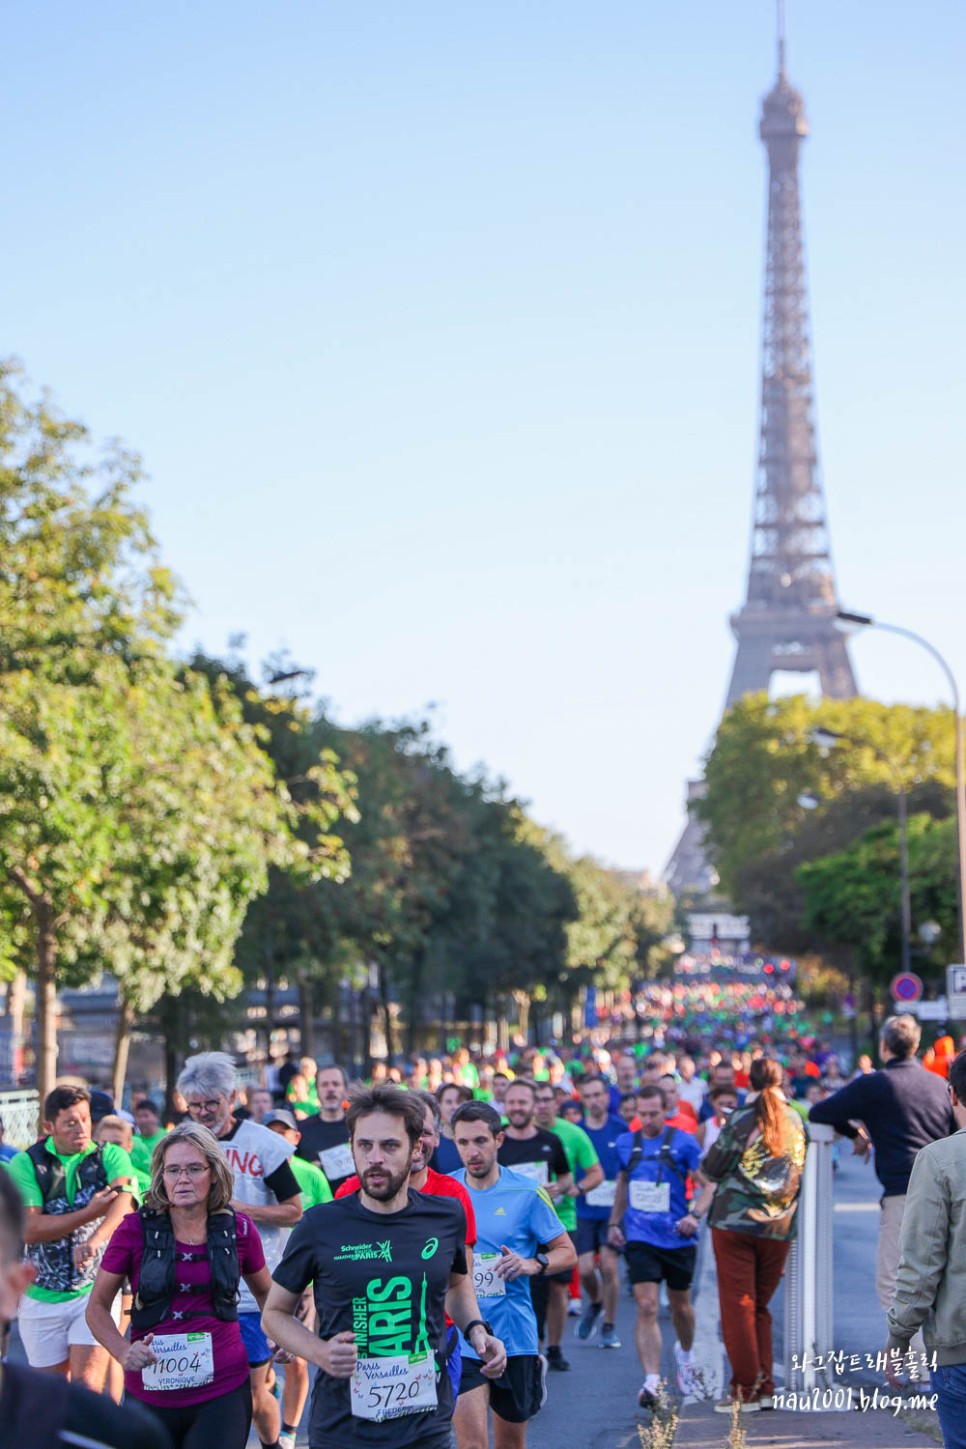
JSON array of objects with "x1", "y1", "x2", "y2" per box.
[
  {"x1": 279, "y1": 1432, "x2": 297, "y2": 1449},
  {"x1": 675, "y1": 1341, "x2": 701, "y2": 1397}
]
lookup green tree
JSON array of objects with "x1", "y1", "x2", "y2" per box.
[
  {"x1": 798, "y1": 814, "x2": 958, "y2": 986},
  {"x1": 0, "y1": 367, "x2": 354, "y2": 1104},
  {"x1": 700, "y1": 694, "x2": 957, "y2": 908}
]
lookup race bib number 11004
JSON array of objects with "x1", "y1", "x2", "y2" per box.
[
  {"x1": 350, "y1": 1351, "x2": 438, "y2": 1422},
  {"x1": 140, "y1": 1332, "x2": 214, "y2": 1392}
]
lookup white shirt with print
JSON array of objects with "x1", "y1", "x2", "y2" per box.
[{"x1": 220, "y1": 1119, "x2": 295, "y2": 1313}]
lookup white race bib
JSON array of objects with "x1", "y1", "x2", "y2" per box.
[
  {"x1": 473, "y1": 1252, "x2": 507, "y2": 1298},
  {"x1": 585, "y1": 1180, "x2": 617, "y2": 1208},
  {"x1": 629, "y1": 1180, "x2": 670, "y2": 1214},
  {"x1": 141, "y1": 1332, "x2": 214, "y2": 1392},
  {"x1": 512, "y1": 1160, "x2": 549, "y2": 1187},
  {"x1": 350, "y1": 1351, "x2": 438, "y2": 1422},
  {"x1": 319, "y1": 1142, "x2": 354, "y2": 1181}
]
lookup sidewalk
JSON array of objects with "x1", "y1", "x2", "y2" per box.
[{"x1": 675, "y1": 1397, "x2": 942, "y2": 1449}]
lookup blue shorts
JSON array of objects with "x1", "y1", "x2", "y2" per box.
[
  {"x1": 447, "y1": 1324, "x2": 462, "y2": 1400},
  {"x1": 239, "y1": 1309, "x2": 272, "y2": 1366}
]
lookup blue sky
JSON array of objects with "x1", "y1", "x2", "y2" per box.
[{"x1": 4, "y1": 1, "x2": 964, "y2": 872}]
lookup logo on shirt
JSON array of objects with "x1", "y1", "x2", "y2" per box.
[
  {"x1": 494, "y1": 1207, "x2": 506, "y2": 1216},
  {"x1": 421, "y1": 1237, "x2": 439, "y2": 1260},
  {"x1": 335, "y1": 1240, "x2": 393, "y2": 1263}
]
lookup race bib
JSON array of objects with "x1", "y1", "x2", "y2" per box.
[
  {"x1": 473, "y1": 1252, "x2": 507, "y2": 1298},
  {"x1": 350, "y1": 1351, "x2": 438, "y2": 1422},
  {"x1": 585, "y1": 1180, "x2": 617, "y2": 1208},
  {"x1": 629, "y1": 1180, "x2": 670, "y2": 1214},
  {"x1": 512, "y1": 1160, "x2": 549, "y2": 1187},
  {"x1": 141, "y1": 1332, "x2": 214, "y2": 1392},
  {"x1": 319, "y1": 1142, "x2": 354, "y2": 1181}
]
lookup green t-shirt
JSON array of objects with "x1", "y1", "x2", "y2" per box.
[
  {"x1": 130, "y1": 1129, "x2": 168, "y2": 1192},
  {"x1": 549, "y1": 1117, "x2": 600, "y2": 1231},
  {"x1": 290, "y1": 1154, "x2": 334, "y2": 1210},
  {"x1": 7, "y1": 1139, "x2": 138, "y2": 1302}
]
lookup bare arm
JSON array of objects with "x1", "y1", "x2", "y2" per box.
[
  {"x1": 262, "y1": 1280, "x2": 355, "y2": 1376},
  {"x1": 23, "y1": 1189, "x2": 119, "y2": 1244},
  {"x1": 86, "y1": 1267, "x2": 156, "y2": 1371},
  {"x1": 606, "y1": 1172, "x2": 630, "y2": 1248},
  {"x1": 231, "y1": 1195, "x2": 302, "y2": 1228},
  {"x1": 74, "y1": 1187, "x2": 136, "y2": 1271},
  {"x1": 444, "y1": 1270, "x2": 507, "y2": 1379},
  {"x1": 545, "y1": 1171, "x2": 574, "y2": 1203},
  {"x1": 494, "y1": 1228, "x2": 575, "y2": 1282},
  {"x1": 569, "y1": 1162, "x2": 604, "y2": 1198},
  {"x1": 243, "y1": 1265, "x2": 274, "y2": 1315}
]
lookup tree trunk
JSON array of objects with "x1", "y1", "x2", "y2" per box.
[
  {"x1": 406, "y1": 950, "x2": 424, "y2": 1059},
  {"x1": 35, "y1": 907, "x2": 58, "y2": 1112},
  {"x1": 378, "y1": 962, "x2": 395, "y2": 1062},
  {"x1": 112, "y1": 995, "x2": 135, "y2": 1106},
  {"x1": 496, "y1": 998, "x2": 509, "y2": 1055},
  {"x1": 298, "y1": 973, "x2": 315, "y2": 1061}
]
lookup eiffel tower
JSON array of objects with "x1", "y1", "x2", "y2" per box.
[
  {"x1": 726, "y1": 9, "x2": 856, "y2": 705},
  {"x1": 666, "y1": 8, "x2": 856, "y2": 898}
]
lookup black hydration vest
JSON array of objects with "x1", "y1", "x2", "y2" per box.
[
  {"x1": 131, "y1": 1206, "x2": 241, "y2": 1330},
  {"x1": 24, "y1": 1141, "x2": 109, "y2": 1294}
]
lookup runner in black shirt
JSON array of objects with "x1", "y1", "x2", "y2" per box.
[
  {"x1": 497, "y1": 1080, "x2": 573, "y2": 1371},
  {"x1": 263, "y1": 1085, "x2": 506, "y2": 1449},
  {"x1": 294, "y1": 1064, "x2": 355, "y2": 1193}
]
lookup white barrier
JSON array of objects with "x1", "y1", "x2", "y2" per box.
[
  {"x1": 783, "y1": 1120, "x2": 836, "y2": 1391},
  {"x1": 0, "y1": 1089, "x2": 40, "y2": 1149}
]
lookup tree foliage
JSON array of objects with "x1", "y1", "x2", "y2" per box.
[{"x1": 0, "y1": 366, "x2": 354, "y2": 1101}]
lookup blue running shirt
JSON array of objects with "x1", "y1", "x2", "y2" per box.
[
  {"x1": 451, "y1": 1165, "x2": 565, "y2": 1358},
  {"x1": 577, "y1": 1115, "x2": 629, "y2": 1223},
  {"x1": 615, "y1": 1128, "x2": 701, "y2": 1251}
]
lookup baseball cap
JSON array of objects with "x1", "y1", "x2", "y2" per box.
[{"x1": 263, "y1": 1109, "x2": 299, "y2": 1131}]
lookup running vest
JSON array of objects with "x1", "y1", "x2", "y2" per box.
[
  {"x1": 130, "y1": 1206, "x2": 241, "y2": 1330},
  {"x1": 24, "y1": 1141, "x2": 108, "y2": 1293}
]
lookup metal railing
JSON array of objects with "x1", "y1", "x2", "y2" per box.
[
  {"x1": 784, "y1": 1121, "x2": 836, "y2": 1391},
  {"x1": 0, "y1": 1089, "x2": 40, "y2": 1149}
]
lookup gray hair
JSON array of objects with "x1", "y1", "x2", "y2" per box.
[
  {"x1": 177, "y1": 1051, "x2": 237, "y2": 1102},
  {"x1": 881, "y1": 1015, "x2": 921, "y2": 1061}
]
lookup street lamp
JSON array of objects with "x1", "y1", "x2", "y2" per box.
[
  {"x1": 810, "y1": 726, "x2": 912, "y2": 973},
  {"x1": 837, "y1": 612, "x2": 966, "y2": 964}
]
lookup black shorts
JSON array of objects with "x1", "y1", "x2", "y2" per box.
[
  {"x1": 459, "y1": 1353, "x2": 548, "y2": 1423},
  {"x1": 575, "y1": 1218, "x2": 617, "y2": 1256},
  {"x1": 625, "y1": 1241, "x2": 697, "y2": 1291}
]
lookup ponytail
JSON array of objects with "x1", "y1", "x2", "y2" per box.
[{"x1": 749, "y1": 1057, "x2": 788, "y2": 1157}]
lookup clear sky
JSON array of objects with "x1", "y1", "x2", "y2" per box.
[{"x1": 4, "y1": 1, "x2": 964, "y2": 873}]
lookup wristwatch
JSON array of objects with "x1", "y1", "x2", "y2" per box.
[
  {"x1": 463, "y1": 1318, "x2": 493, "y2": 1343},
  {"x1": 534, "y1": 1251, "x2": 550, "y2": 1275}
]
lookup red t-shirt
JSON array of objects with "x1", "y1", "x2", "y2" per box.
[
  {"x1": 335, "y1": 1168, "x2": 477, "y2": 1246},
  {"x1": 101, "y1": 1208, "x2": 265, "y2": 1408}
]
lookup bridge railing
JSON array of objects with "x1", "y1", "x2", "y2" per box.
[{"x1": 784, "y1": 1120, "x2": 836, "y2": 1392}]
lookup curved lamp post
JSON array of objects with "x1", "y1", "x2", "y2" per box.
[{"x1": 837, "y1": 611, "x2": 966, "y2": 964}]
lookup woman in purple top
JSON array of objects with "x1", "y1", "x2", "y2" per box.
[{"x1": 86, "y1": 1123, "x2": 271, "y2": 1449}]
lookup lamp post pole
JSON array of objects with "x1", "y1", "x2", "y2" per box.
[{"x1": 838, "y1": 612, "x2": 966, "y2": 965}]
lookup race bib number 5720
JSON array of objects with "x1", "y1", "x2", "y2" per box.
[{"x1": 350, "y1": 1351, "x2": 438, "y2": 1422}]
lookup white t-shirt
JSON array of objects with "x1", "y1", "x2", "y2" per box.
[
  {"x1": 220, "y1": 1119, "x2": 295, "y2": 1313},
  {"x1": 679, "y1": 1077, "x2": 708, "y2": 1112}
]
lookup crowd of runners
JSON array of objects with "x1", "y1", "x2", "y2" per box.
[{"x1": 2, "y1": 975, "x2": 960, "y2": 1449}]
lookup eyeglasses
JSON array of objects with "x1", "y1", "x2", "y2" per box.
[
  {"x1": 162, "y1": 1163, "x2": 211, "y2": 1179},
  {"x1": 186, "y1": 1100, "x2": 225, "y2": 1115}
]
